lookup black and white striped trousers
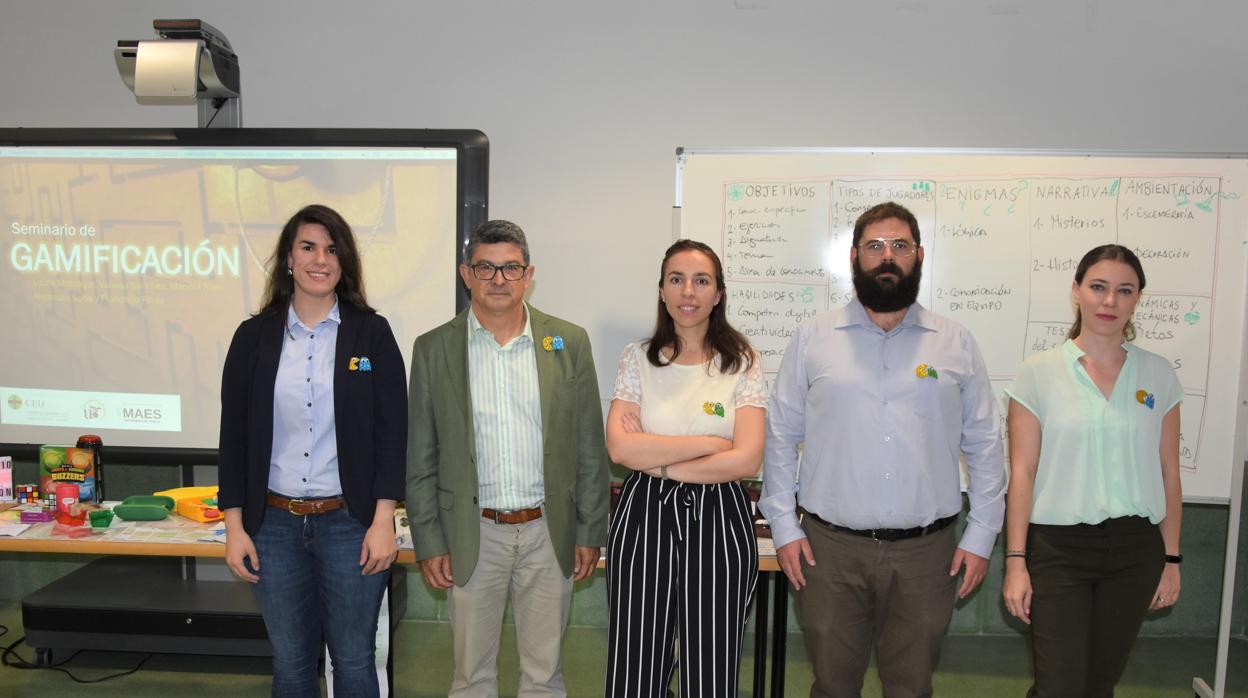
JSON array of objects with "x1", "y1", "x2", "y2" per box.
[{"x1": 605, "y1": 472, "x2": 759, "y2": 698}]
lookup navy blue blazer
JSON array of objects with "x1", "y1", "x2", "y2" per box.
[{"x1": 217, "y1": 301, "x2": 408, "y2": 534}]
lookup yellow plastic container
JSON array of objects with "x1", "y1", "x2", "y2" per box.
[{"x1": 153, "y1": 486, "x2": 222, "y2": 523}]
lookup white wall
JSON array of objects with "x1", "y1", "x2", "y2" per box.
[{"x1": 4, "y1": 0, "x2": 1248, "y2": 392}]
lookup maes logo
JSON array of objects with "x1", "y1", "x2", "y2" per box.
[{"x1": 123, "y1": 407, "x2": 163, "y2": 422}]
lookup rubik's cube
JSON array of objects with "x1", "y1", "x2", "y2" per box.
[
  {"x1": 16, "y1": 484, "x2": 39, "y2": 504},
  {"x1": 43, "y1": 491, "x2": 57, "y2": 509}
]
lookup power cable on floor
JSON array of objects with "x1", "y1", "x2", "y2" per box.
[{"x1": 2, "y1": 634, "x2": 152, "y2": 683}]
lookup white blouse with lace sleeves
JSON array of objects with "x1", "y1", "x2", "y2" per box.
[
  {"x1": 612, "y1": 342, "x2": 764, "y2": 440},
  {"x1": 611, "y1": 342, "x2": 644, "y2": 404},
  {"x1": 732, "y1": 352, "x2": 768, "y2": 409}
]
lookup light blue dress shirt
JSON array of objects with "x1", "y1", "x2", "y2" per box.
[
  {"x1": 269, "y1": 301, "x2": 342, "y2": 499},
  {"x1": 759, "y1": 299, "x2": 1006, "y2": 559},
  {"x1": 467, "y1": 305, "x2": 545, "y2": 510}
]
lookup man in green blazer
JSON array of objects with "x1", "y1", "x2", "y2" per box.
[{"x1": 406, "y1": 219, "x2": 609, "y2": 697}]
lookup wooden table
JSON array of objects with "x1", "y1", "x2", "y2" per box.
[{"x1": 1, "y1": 520, "x2": 791, "y2": 698}]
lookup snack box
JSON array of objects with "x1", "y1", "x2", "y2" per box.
[
  {"x1": 39, "y1": 445, "x2": 97, "y2": 502},
  {"x1": 21, "y1": 510, "x2": 55, "y2": 523}
]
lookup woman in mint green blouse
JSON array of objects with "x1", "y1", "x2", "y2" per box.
[{"x1": 1002, "y1": 244, "x2": 1182, "y2": 698}]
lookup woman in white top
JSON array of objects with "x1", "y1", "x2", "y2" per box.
[
  {"x1": 1003, "y1": 244, "x2": 1182, "y2": 697},
  {"x1": 603, "y1": 239, "x2": 766, "y2": 698}
]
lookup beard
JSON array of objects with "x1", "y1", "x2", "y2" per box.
[{"x1": 852, "y1": 257, "x2": 922, "y2": 313}]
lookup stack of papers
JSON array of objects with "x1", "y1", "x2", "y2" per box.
[{"x1": 0, "y1": 522, "x2": 33, "y2": 537}]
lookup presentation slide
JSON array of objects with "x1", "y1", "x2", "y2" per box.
[{"x1": 0, "y1": 145, "x2": 458, "y2": 450}]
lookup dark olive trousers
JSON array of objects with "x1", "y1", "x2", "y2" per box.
[
  {"x1": 795, "y1": 517, "x2": 958, "y2": 698},
  {"x1": 1026, "y1": 516, "x2": 1164, "y2": 698}
]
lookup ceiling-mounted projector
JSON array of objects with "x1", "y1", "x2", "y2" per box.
[{"x1": 115, "y1": 19, "x2": 240, "y2": 105}]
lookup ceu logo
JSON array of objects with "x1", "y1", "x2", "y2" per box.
[
  {"x1": 1135, "y1": 389, "x2": 1156, "y2": 410},
  {"x1": 82, "y1": 400, "x2": 105, "y2": 420},
  {"x1": 915, "y1": 363, "x2": 939, "y2": 379},
  {"x1": 7, "y1": 394, "x2": 22, "y2": 411}
]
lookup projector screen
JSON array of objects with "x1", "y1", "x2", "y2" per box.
[{"x1": 0, "y1": 129, "x2": 487, "y2": 454}]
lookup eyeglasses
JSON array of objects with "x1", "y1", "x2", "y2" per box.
[
  {"x1": 468, "y1": 261, "x2": 528, "y2": 281},
  {"x1": 858, "y1": 238, "x2": 918, "y2": 258}
]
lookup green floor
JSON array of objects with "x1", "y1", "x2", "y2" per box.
[{"x1": 1, "y1": 603, "x2": 1245, "y2": 696}]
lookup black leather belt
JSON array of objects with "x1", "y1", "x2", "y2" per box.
[
  {"x1": 804, "y1": 510, "x2": 957, "y2": 542},
  {"x1": 1033, "y1": 515, "x2": 1151, "y2": 531}
]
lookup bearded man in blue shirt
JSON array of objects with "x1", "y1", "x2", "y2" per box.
[{"x1": 760, "y1": 201, "x2": 1006, "y2": 698}]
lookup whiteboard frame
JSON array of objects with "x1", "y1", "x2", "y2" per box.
[
  {"x1": 678, "y1": 146, "x2": 1248, "y2": 209},
  {"x1": 676, "y1": 146, "x2": 1248, "y2": 698}
]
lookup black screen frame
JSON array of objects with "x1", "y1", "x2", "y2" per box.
[{"x1": 0, "y1": 127, "x2": 488, "y2": 465}]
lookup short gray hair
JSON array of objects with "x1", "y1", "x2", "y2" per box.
[{"x1": 465, "y1": 219, "x2": 530, "y2": 264}]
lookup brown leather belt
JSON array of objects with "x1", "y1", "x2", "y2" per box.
[
  {"x1": 266, "y1": 492, "x2": 344, "y2": 516},
  {"x1": 481, "y1": 506, "x2": 543, "y2": 524}
]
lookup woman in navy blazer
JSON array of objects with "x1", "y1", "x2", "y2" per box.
[{"x1": 218, "y1": 204, "x2": 407, "y2": 698}]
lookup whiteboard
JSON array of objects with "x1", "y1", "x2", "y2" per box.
[{"x1": 677, "y1": 148, "x2": 1248, "y2": 503}]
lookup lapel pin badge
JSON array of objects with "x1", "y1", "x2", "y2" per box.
[
  {"x1": 1135, "y1": 389, "x2": 1155, "y2": 409},
  {"x1": 348, "y1": 357, "x2": 360, "y2": 371},
  {"x1": 542, "y1": 335, "x2": 565, "y2": 352},
  {"x1": 915, "y1": 363, "x2": 938, "y2": 379},
  {"x1": 702, "y1": 401, "x2": 725, "y2": 417}
]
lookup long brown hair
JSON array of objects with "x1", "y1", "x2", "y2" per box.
[
  {"x1": 645, "y1": 239, "x2": 753, "y2": 374},
  {"x1": 256, "y1": 204, "x2": 373, "y2": 316},
  {"x1": 1067, "y1": 244, "x2": 1146, "y2": 341}
]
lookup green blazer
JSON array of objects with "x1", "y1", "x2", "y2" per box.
[{"x1": 405, "y1": 306, "x2": 610, "y2": 584}]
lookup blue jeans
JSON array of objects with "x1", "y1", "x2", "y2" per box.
[{"x1": 249, "y1": 504, "x2": 389, "y2": 698}]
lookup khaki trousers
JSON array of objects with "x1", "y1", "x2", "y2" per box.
[
  {"x1": 795, "y1": 517, "x2": 957, "y2": 698},
  {"x1": 448, "y1": 517, "x2": 573, "y2": 698}
]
